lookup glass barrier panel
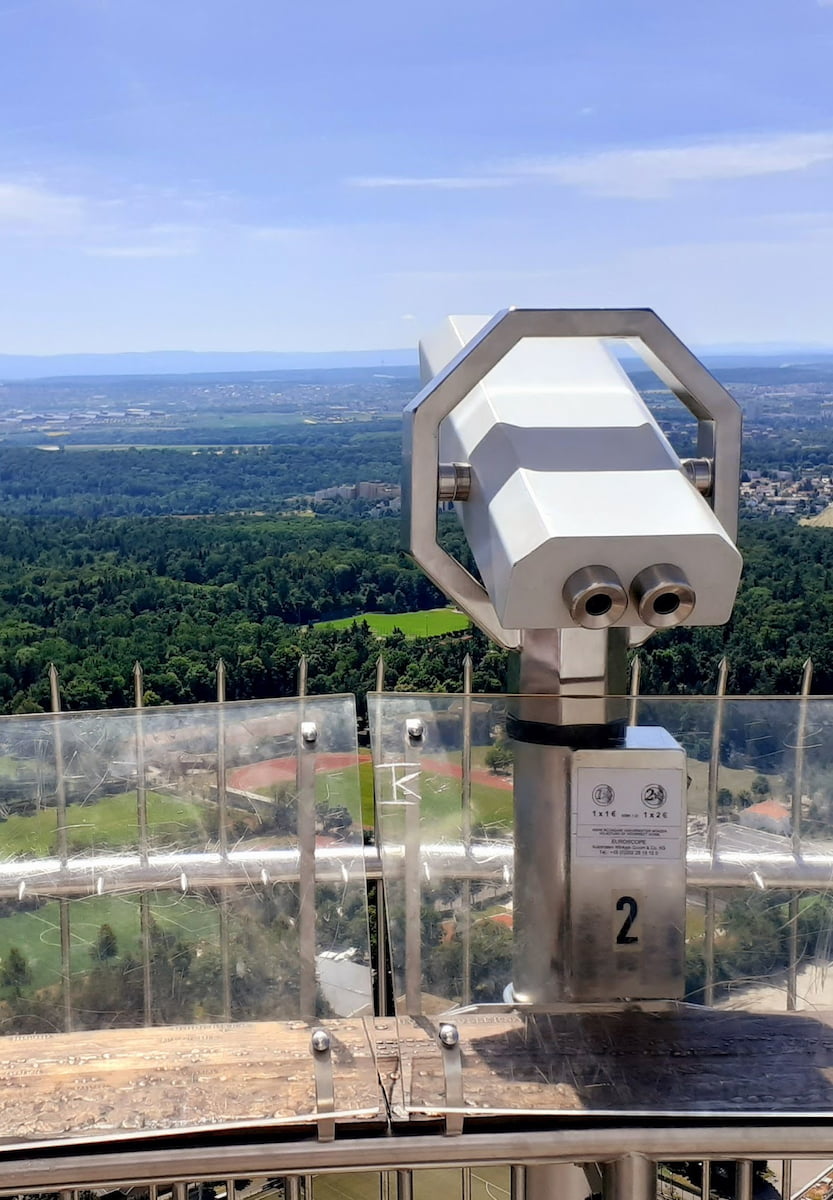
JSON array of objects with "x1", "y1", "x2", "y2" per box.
[
  {"x1": 370, "y1": 692, "x2": 833, "y2": 1119},
  {"x1": 0, "y1": 695, "x2": 377, "y2": 1144}
]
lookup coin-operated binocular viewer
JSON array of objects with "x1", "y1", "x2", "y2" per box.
[{"x1": 403, "y1": 309, "x2": 742, "y2": 1006}]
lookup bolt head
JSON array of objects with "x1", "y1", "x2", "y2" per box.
[
  {"x1": 406, "y1": 718, "x2": 424, "y2": 740},
  {"x1": 311, "y1": 1028, "x2": 330, "y2": 1053},
  {"x1": 301, "y1": 721, "x2": 318, "y2": 744},
  {"x1": 438, "y1": 1022, "x2": 459, "y2": 1047}
]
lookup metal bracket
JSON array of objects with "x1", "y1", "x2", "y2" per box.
[
  {"x1": 310, "y1": 1028, "x2": 335, "y2": 1142},
  {"x1": 437, "y1": 1022, "x2": 464, "y2": 1136},
  {"x1": 402, "y1": 308, "x2": 742, "y2": 648}
]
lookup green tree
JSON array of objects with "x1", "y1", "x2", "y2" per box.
[
  {"x1": 485, "y1": 742, "x2": 513, "y2": 775},
  {"x1": 1, "y1": 947, "x2": 31, "y2": 996},
  {"x1": 91, "y1": 922, "x2": 119, "y2": 963}
]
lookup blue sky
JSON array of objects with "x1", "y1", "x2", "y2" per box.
[{"x1": 1, "y1": 0, "x2": 832, "y2": 353}]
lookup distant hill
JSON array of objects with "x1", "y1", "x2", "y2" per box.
[
  {"x1": 3, "y1": 342, "x2": 833, "y2": 383},
  {"x1": 0, "y1": 348, "x2": 419, "y2": 382}
]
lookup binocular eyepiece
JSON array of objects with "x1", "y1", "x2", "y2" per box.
[{"x1": 563, "y1": 564, "x2": 696, "y2": 630}]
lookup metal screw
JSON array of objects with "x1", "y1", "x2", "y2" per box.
[
  {"x1": 438, "y1": 1022, "x2": 459, "y2": 1048},
  {"x1": 406, "y1": 718, "x2": 424, "y2": 740},
  {"x1": 311, "y1": 1028, "x2": 331, "y2": 1053},
  {"x1": 301, "y1": 721, "x2": 318, "y2": 744}
]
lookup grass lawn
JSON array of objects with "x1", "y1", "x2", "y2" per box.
[
  {"x1": 316, "y1": 609, "x2": 470, "y2": 638},
  {"x1": 0, "y1": 790, "x2": 210, "y2": 857},
  {"x1": 0, "y1": 893, "x2": 218, "y2": 993}
]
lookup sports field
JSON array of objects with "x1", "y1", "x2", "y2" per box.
[{"x1": 316, "y1": 608, "x2": 469, "y2": 637}]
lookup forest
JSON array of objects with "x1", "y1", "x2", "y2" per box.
[{"x1": 0, "y1": 510, "x2": 828, "y2": 715}]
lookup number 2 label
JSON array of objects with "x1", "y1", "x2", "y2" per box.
[{"x1": 615, "y1": 895, "x2": 639, "y2": 946}]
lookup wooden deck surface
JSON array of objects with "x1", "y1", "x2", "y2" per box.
[{"x1": 0, "y1": 1006, "x2": 832, "y2": 1146}]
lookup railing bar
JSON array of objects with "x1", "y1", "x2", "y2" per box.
[
  {"x1": 286, "y1": 1179, "x2": 301, "y2": 1200},
  {"x1": 134, "y1": 663, "x2": 154, "y2": 1026},
  {"x1": 404, "y1": 721, "x2": 423, "y2": 1016},
  {"x1": 216, "y1": 660, "x2": 232, "y2": 1022},
  {"x1": 510, "y1": 1166, "x2": 526, "y2": 1200},
  {"x1": 461, "y1": 653, "x2": 473, "y2": 1007},
  {"x1": 49, "y1": 664, "x2": 73, "y2": 1033},
  {"x1": 789, "y1": 659, "x2": 814, "y2": 1012},
  {"x1": 9, "y1": 843, "x2": 833, "y2": 895},
  {"x1": 374, "y1": 655, "x2": 389, "y2": 1018},
  {"x1": 297, "y1": 684, "x2": 317, "y2": 1019},
  {"x1": 704, "y1": 656, "x2": 728, "y2": 1007},
  {"x1": 462, "y1": 1166, "x2": 472, "y2": 1200},
  {"x1": 397, "y1": 1170, "x2": 413, "y2": 1200},
  {"x1": 781, "y1": 1160, "x2": 792, "y2": 1200},
  {"x1": 735, "y1": 1159, "x2": 753, "y2": 1200},
  {"x1": 11, "y1": 1129, "x2": 833, "y2": 1189},
  {"x1": 700, "y1": 1160, "x2": 710, "y2": 1200}
]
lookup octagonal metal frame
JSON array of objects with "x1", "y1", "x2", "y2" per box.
[{"x1": 402, "y1": 308, "x2": 742, "y2": 650}]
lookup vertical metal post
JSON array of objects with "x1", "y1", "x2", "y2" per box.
[
  {"x1": 380, "y1": 1166, "x2": 396, "y2": 1200},
  {"x1": 700, "y1": 1161, "x2": 711, "y2": 1200},
  {"x1": 397, "y1": 1171, "x2": 413, "y2": 1200},
  {"x1": 404, "y1": 718, "x2": 424, "y2": 1016},
  {"x1": 781, "y1": 1161, "x2": 792, "y2": 1200},
  {"x1": 527, "y1": 1167, "x2": 590, "y2": 1200},
  {"x1": 628, "y1": 654, "x2": 641, "y2": 728},
  {"x1": 603, "y1": 1156, "x2": 655, "y2": 1200},
  {"x1": 216, "y1": 659, "x2": 232, "y2": 1022},
  {"x1": 512, "y1": 741, "x2": 571, "y2": 1004},
  {"x1": 49, "y1": 663, "x2": 72, "y2": 1033},
  {"x1": 461, "y1": 653, "x2": 473, "y2": 1006},
  {"x1": 134, "y1": 662, "x2": 153, "y2": 1026},
  {"x1": 462, "y1": 1167, "x2": 472, "y2": 1200},
  {"x1": 704, "y1": 657, "x2": 729, "y2": 1007},
  {"x1": 374, "y1": 654, "x2": 389, "y2": 1018},
  {"x1": 286, "y1": 1180, "x2": 301, "y2": 1200},
  {"x1": 734, "y1": 1160, "x2": 753, "y2": 1200},
  {"x1": 788, "y1": 657, "x2": 813, "y2": 1011},
  {"x1": 297, "y1": 657, "x2": 318, "y2": 1019},
  {"x1": 511, "y1": 1167, "x2": 527, "y2": 1200},
  {"x1": 509, "y1": 627, "x2": 628, "y2": 1006}
]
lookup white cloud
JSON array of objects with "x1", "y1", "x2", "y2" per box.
[
  {"x1": 0, "y1": 181, "x2": 84, "y2": 231},
  {"x1": 84, "y1": 242, "x2": 196, "y2": 258},
  {"x1": 516, "y1": 132, "x2": 833, "y2": 198},
  {"x1": 349, "y1": 175, "x2": 511, "y2": 190},
  {"x1": 352, "y1": 131, "x2": 833, "y2": 200}
]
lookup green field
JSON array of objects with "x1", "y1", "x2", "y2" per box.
[
  {"x1": 0, "y1": 893, "x2": 218, "y2": 992},
  {"x1": 0, "y1": 790, "x2": 210, "y2": 857},
  {"x1": 316, "y1": 608, "x2": 470, "y2": 638}
]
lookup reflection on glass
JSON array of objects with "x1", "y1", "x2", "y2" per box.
[
  {"x1": 0, "y1": 696, "x2": 371, "y2": 1033},
  {"x1": 370, "y1": 693, "x2": 833, "y2": 1018}
]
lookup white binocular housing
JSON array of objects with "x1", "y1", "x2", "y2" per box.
[{"x1": 405, "y1": 309, "x2": 743, "y2": 640}]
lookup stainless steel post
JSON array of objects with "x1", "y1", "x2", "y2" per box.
[
  {"x1": 526, "y1": 1167, "x2": 590, "y2": 1200},
  {"x1": 461, "y1": 652, "x2": 473, "y2": 1006},
  {"x1": 511, "y1": 740, "x2": 571, "y2": 1004},
  {"x1": 403, "y1": 718, "x2": 424, "y2": 1015},
  {"x1": 705, "y1": 657, "x2": 729, "y2": 1006},
  {"x1": 603, "y1": 1156, "x2": 655, "y2": 1200},
  {"x1": 49, "y1": 663, "x2": 72, "y2": 1033},
  {"x1": 509, "y1": 628, "x2": 627, "y2": 1005},
  {"x1": 216, "y1": 659, "x2": 232, "y2": 1022},
  {"x1": 134, "y1": 662, "x2": 154, "y2": 1026},
  {"x1": 788, "y1": 658, "x2": 813, "y2": 1011}
]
